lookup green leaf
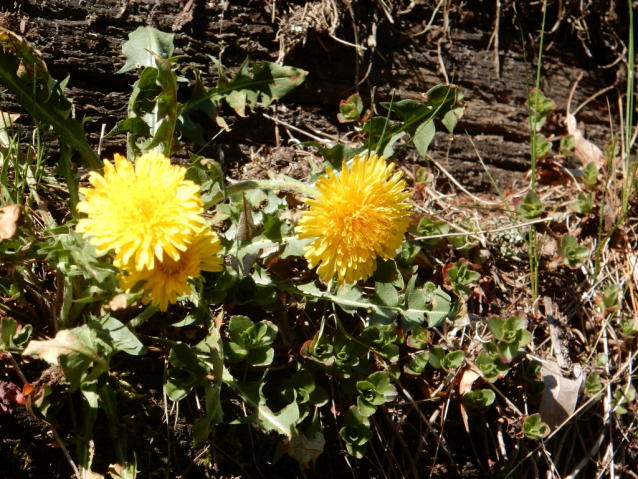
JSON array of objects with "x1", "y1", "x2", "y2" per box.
[
  {"x1": 340, "y1": 406, "x2": 372, "y2": 458},
  {"x1": 534, "y1": 133, "x2": 552, "y2": 158},
  {"x1": 463, "y1": 389, "x2": 496, "y2": 409},
  {"x1": 246, "y1": 345, "x2": 275, "y2": 367},
  {"x1": 429, "y1": 347, "x2": 445, "y2": 369},
  {"x1": 281, "y1": 237, "x2": 313, "y2": 259},
  {"x1": 523, "y1": 413, "x2": 549, "y2": 439},
  {"x1": 406, "y1": 327, "x2": 430, "y2": 349},
  {"x1": 177, "y1": 71, "x2": 228, "y2": 145},
  {"x1": 169, "y1": 343, "x2": 198, "y2": 370},
  {"x1": 300, "y1": 142, "x2": 360, "y2": 169},
  {"x1": 582, "y1": 162, "x2": 599, "y2": 188},
  {"x1": 445, "y1": 260, "x2": 481, "y2": 297},
  {"x1": 370, "y1": 282, "x2": 400, "y2": 325},
  {"x1": 528, "y1": 89, "x2": 555, "y2": 129},
  {"x1": 560, "y1": 135, "x2": 575, "y2": 155},
  {"x1": 412, "y1": 120, "x2": 436, "y2": 157},
  {"x1": 226, "y1": 373, "x2": 300, "y2": 438},
  {"x1": 612, "y1": 384, "x2": 636, "y2": 415},
  {"x1": 487, "y1": 317, "x2": 504, "y2": 340},
  {"x1": 570, "y1": 192, "x2": 594, "y2": 214},
  {"x1": 404, "y1": 351, "x2": 430, "y2": 375},
  {"x1": 0, "y1": 29, "x2": 100, "y2": 169},
  {"x1": 118, "y1": 26, "x2": 175, "y2": 73},
  {"x1": 185, "y1": 153, "x2": 226, "y2": 208},
  {"x1": 441, "y1": 350, "x2": 465, "y2": 371},
  {"x1": 228, "y1": 316, "x2": 255, "y2": 343},
  {"x1": 584, "y1": 372, "x2": 603, "y2": 396},
  {"x1": 338, "y1": 93, "x2": 365, "y2": 123},
  {"x1": 516, "y1": 190, "x2": 544, "y2": 220},
  {"x1": 183, "y1": 56, "x2": 306, "y2": 121},
  {"x1": 144, "y1": 53, "x2": 178, "y2": 155},
  {"x1": 475, "y1": 350, "x2": 510, "y2": 382},
  {"x1": 23, "y1": 325, "x2": 110, "y2": 392},
  {"x1": 417, "y1": 218, "x2": 449, "y2": 247}
]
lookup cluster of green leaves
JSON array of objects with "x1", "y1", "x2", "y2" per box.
[
  {"x1": 487, "y1": 313, "x2": 532, "y2": 363},
  {"x1": 306, "y1": 83, "x2": 465, "y2": 168},
  {"x1": 0, "y1": 317, "x2": 32, "y2": 354},
  {"x1": 522, "y1": 413, "x2": 549, "y2": 439},
  {"x1": 557, "y1": 235, "x2": 589, "y2": 269},
  {"x1": 527, "y1": 89, "x2": 555, "y2": 160},
  {"x1": 107, "y1": 27, "x2": 307, "y2": 159},
  {"x1": 475, "y1": 313, "x2": 532, "y2": 384}
]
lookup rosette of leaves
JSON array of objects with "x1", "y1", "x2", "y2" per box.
[
  {"x1": 597, "y1": 284, "x2": 621, "y2": 314},
  {"x1": 621, "y1": 318, "x2": 638, "y2": 337},
  {"x1": 339, "y1": 406, "x2": 373, "y2": 458},
  {"x1": 560, "y1": 134, "x2": 575, "y2": 156},
  {"x1": 487, "y1": 313, "x2": 532, "y2": 363},
  {"x1": 280, "y1": 370, "x2": 329, "y2": 421},
  {"x1": 463, "y1": 389, "x2": 496, "y2": 410},
  {"x1": 223, "y1": 316, "x2": 278, "y2": 366},
  {"x1": 429, "y1": 347, "x2": 465, "y2": 373},
  {"x1": 516, "y1": 191, "x2": 544, "y2": 220},
  {"x1": 417, "y1": 218, "x2": 449, "y2": 248},
  {"x1": 522, "y1": 413, "x2": 549, "y2": 440},
  {"x1": 404, "y1": 351, "x2": 430, "y2": 375},
  {"x1": 356, "y1": 371, "x2": 397, "y2": 416},
  {"x1": 300, "y1": 330, "x2": 334, "y2": 366},
  {"x1": 406, "y1": 327, "x2": 431, "y2": 349},
  {"x1": 448, "y1": 220, "x2": 479, "y2": 253},
  {"x1": 582, "y1": 162, "x2": 599, "y2": 189},
  {"x1": 445, "y1": 260, "x2": 481, "y2": 297},
  {"x1": 166, "y1": 343, "x2": 210, "y2": 401},
  {"x1": 611, "y1": 384, "x2": 636, "y2": 415},
  {"x1": 528, "y1": 89, "x2": 555, "y2": 129},
  {"x1": 359, "y1": 324, "x2": 399, "y2": 362},
  {"x1": 557, "y1": 235, "x2": 589, "y2": 269},
  {"x1": 584, "y1": 372, "x2": 603, "y2": 396},
  {"x1": 570, "y1": 192, "x2": 594, "y2": 214},
  {"x1": 337, "y1": 93, "x2": 367, "y2": 123},
  {"x1": 0, "y1": 318, "x2": 32, "y2": 353},
  {"x1": 475, "y1": 344, "x2": 510, "y2": 382},
  {"x1": 332, "y1": 335, "x2": 365, "y2": 377}
]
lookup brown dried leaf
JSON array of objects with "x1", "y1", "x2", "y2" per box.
[
  {"x1": 457, "y1": 367, "x2": 480, "y2": 396},
  {"x1": 539, "y1": 359, "x2": 582, "y2": 429},
  {"x1": 0, "y1": 204, "x2": 24, "y2": 241},
  {"x1": 565, "y1": 114, "x2": 605, "y2": 169},
  {"x1": 108, "y1": 294, "x2": 129, "y2": 311},
  {"x1": 279, "y1": 432, "x2": 325, "y2": 471},
  {"x1": 236, "y1": 193, "x2": 255, "y2": 241}
]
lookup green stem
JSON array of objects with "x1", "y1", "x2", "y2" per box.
[
  {"x1": 128, "y1": 305, "x2": 159, "y2": 328},
  {"x1": 225, "y1": 179, "x2": 318, "y2": 198},
  {"x1": 623, "y1": 1, "x2": 635, "y2": 214}
]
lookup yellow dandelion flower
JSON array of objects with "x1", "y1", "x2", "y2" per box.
[
  {"x1": 118, "y1": 229, "x2": 224, "y2": 311},
  {"x1": 77, "y1": 152, "x2": 205, "y2": 271},
  {"x1": 296, "y1": 153, "x2": 412, "y2": 283}
]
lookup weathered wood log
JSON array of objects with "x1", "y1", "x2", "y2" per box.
[{"x1": 0, "y1": 0, "x2": 629, "y2": 191}]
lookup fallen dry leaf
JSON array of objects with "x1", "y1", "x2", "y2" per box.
[
  {"x1": 279, "y1": 432, "x2": 325, "y2": 471},
  {"x1": 0, "y1": 204, "x2": 24, "y2": 241},
  {"x1": 108, "y1": 294, "x2": 129, "y2": 311},
  {"x1": 457, "y1": 367, "x2": 480, "y2": 396},
  {"x1": 565, "y1": 114, "x2": 605, "y2": 169},
  {"x1": 539, "y1": 358, "x2": 582, "y2": 429}
]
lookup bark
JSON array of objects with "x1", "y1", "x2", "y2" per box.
[{"x1": 0, "y1": 0, "x2": 631, "y2": 191}]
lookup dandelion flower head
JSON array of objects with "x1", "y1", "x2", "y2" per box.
[
  {"x1": 296, "y1": 153, "x2": 411, "y2": 283},
  {"x1": 118, "y1": 229, "x2": 224, "y2": 311},
  {"x1": 77, "y1": 152, "x2": 205, "y2": 271}
]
